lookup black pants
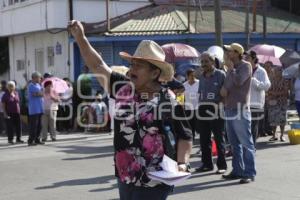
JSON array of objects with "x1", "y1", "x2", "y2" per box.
[
  {"x1": 118, "y1": 180, "x2": 173, "y2": 200},
  {"x1": 251, "y1": 109, "x2": 264, "y2": 146},
  {"x1": 261, "y1": 105, "x2": 273, "y2": 135},
  {"x1": 28, "y1": 113, "x2": 42, "y2": 144},
  {"x1": 197, "y1": 106, "x2": 227, "y2": 170},
  {"x1": 184, "y1": 110, "x2": 197, "y2": 140},
  {"x1": 6, "y1": 113, "x2": 22, "y2": 142},
  {"x1": 0, "y1": 112, "x2": 6, "y2": 134},
  {"x1": 57, "y1": 105, "x2": 73, "y2": 132}
]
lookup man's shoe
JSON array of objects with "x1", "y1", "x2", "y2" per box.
[
  {"x1": 51, "y1": 138, "x2": 57, "y2": 142},
  {"x1": 8, "y1": 141, "x2": 14, "y2": 145},
  {"x1": 240, "y1": 177, "x2": 255, "y2": 184},
  {"x1": 195, "y1": 166, "x2": 214, "y2": 173},
  {"x1": 41, "y1": 139, "x2": 47, "y2": 142},
  {"x1": 222, "y1": 172, "x2": 242, "y2": 180},
  {"x1": 16, "y1": 140, "x2": 24, "y2": 144},
  {"x1": 35, "y1": 140, "x2": 45, "y2": 145},
  {"x1": 216, "y1": 169, "x2": 227, "y2": 174}
]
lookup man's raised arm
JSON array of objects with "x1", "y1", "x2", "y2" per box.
[{"x1": 68, "y1": 20, "x2": 112, "y2": 93}]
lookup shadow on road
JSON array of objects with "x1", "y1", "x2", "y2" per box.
[
  {"x1": 35, "y1": 175, "x2": 116, "y2": 190},
  {"x1": 256, "y1": 141, "x2": 290, "y2": 150},
  {"x1": 62, "y1": 153, "x2": 114, "y2": 161},
  {"x1": 172, "y1": 179, "x2": 240, "y2": 195},
  {"x1": 57, "y1": 144, "x2": 114, "y2": 161},
  {"x1": 89, "y1": 182, "x2": 118, "y2": 193},
  {"x1": 57, "y1": 145, "x2": 113, "y2": 155}
]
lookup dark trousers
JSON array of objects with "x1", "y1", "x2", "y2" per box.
[
  {"x1": 6, "y1": 113, "x2": 22, "y2": 142},
  {"x1": 0, "y1": 112, "x2": 6, "y2": 134},
  {"x1": 118, "y1": 180, "x2": 173, "y2": 200},
  {"x1": 57, "y1": 105, "x2": 73, "y2": 132},
  {"x1": 28, "y1": 113, "x2": 42, "y2": 143},
  {"x1": 184, "y1": 109, "x2": 197, "y2": 139},
  {"x1": 261, "y1": 105, "x2": 273, "y2": 135},
  {"x1": 251, "y1": 109, "x2": 264, "y2": 146},
  {"x1": 197, "y1": 105, "x2": 227, "y2": 170}
]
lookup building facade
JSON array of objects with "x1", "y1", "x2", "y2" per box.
[{"x1": 0, "y1": 0, "x2": 150, "y2": 86}]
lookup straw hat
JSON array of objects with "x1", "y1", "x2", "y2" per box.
[
  {"x1": 111, "y1": 65, "x2": 129, "y2": 76},
  {"x1": 223, "y1": 43, "x2": 245, "y2": 55},
  {"x1": 119, "y1": 40, "x2": 174, "y2": 82}
]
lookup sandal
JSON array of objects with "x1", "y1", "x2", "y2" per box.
[
  {"x1": 280, "y1": 136, "x2": 286, "y2": 142},
  {"x1": 269, "y1": 137, "x2": 278, "y2": 141}
]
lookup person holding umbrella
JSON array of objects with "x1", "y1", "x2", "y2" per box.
[{"x1": 41, "y1": 80, "x2": 60, "y2": 142}]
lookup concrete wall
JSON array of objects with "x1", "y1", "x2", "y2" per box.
[{"x1": 9, "y1": 31, "x2": 70, "y2": 87}]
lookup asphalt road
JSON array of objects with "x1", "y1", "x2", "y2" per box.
[{"x1": 0, "y1": 132, "x2": 299, "y2": 200}]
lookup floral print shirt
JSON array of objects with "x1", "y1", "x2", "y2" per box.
[{"x1": 110, "y1": 72, "x2": 192, "y2": 187}]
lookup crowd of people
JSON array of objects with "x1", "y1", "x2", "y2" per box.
[
  {"x1": 0, "y1": 19, "x2": 299, "y2": 200},
  {"x1": 0, "y1": 71, "x2": 109, "y2": 145},
  {"x1": 68, "y1": 20, "x2": 300, "y2": 200}
]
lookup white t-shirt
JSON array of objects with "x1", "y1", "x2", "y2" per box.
[
  {"x1": 294, "y1": 78, "x2": 300, "y2": 101},
  {"x1": 60, "y1": 87, "x2": 73, "y2": 106},
  {"x1": 183, "y1": 80, "x2": 199, "y2": 110}
]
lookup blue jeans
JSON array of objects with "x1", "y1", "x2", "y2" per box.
[
  {"x1": 225, "y1": 109, "x2": 256, "y2": 178},
  {"x1": 118, "y1": 179, "x2": 173, "y2": 200}
]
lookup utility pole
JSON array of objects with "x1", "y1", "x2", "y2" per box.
[
  {"x1": 187, "y1": 0, "x2": 190, "y2": 32},
  {"x1": 252, "y1": 0, "x2": 257, "y2": 32},
  {"x1": 263, "y1": 0, "x2": 267, "y2": 40},
  {"x1": 245, "y1": 0, "x2": 250, "y2": 49},
  {"x1": 106, "y1": 0, "x2": 110, "y2": 32},
  {"x1": 214, "y1": 0, "x2": 223, "y2": 46},
  {"x1": 68, "y1": 0, "x2": 73, "y2": 21}
]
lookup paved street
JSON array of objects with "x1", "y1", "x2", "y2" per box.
[{"x1": 0, "y1": 132, "x2": 300, "y2": 200}]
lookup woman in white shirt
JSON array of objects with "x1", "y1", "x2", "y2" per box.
[{"x1": 183, "y1": 69, "x2": 199, "y2": 140}]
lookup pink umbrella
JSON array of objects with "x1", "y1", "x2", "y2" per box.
[
  {"x1": 249, "y1": 44, "x2": 286, "y2": 66},
  {"x1": 257, "y1": 55, "x2": 282, "y2": 66},
  {"x1": 161, "y1": 43, "x2": 200, "y2": 63},
  {"x1": 42, "y1": 77, "x2": 69, "y2": 94}
]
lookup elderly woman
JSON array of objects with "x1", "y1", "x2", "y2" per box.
[
  {"x1": 1, "y1": 81, "x2": 23, "y2": 144},
  {"x1": 69, "y1": 20, "x2": 192, "y2": 200},
  {"x1": 267, "y1": 67, "x2": 290, "y2": 142}
]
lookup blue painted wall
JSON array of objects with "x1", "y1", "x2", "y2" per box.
[{"x1": 73, "y1": 33, "x2": 300, "y2": 80}]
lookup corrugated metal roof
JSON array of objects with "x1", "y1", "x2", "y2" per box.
[
  {"x1": 109, "y1": 6, "x2": 189, "y2": 36},
  {"x1": 105, "y1": 5, "x2": 300, "y2": 36}
]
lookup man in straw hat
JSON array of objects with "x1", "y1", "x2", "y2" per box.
[
  {"x1": 221, "y1": 43, "x2": 256, "y2": 184},
  {"x1": 69, "y1": 20, "x2": 192, "y2": 200}
]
